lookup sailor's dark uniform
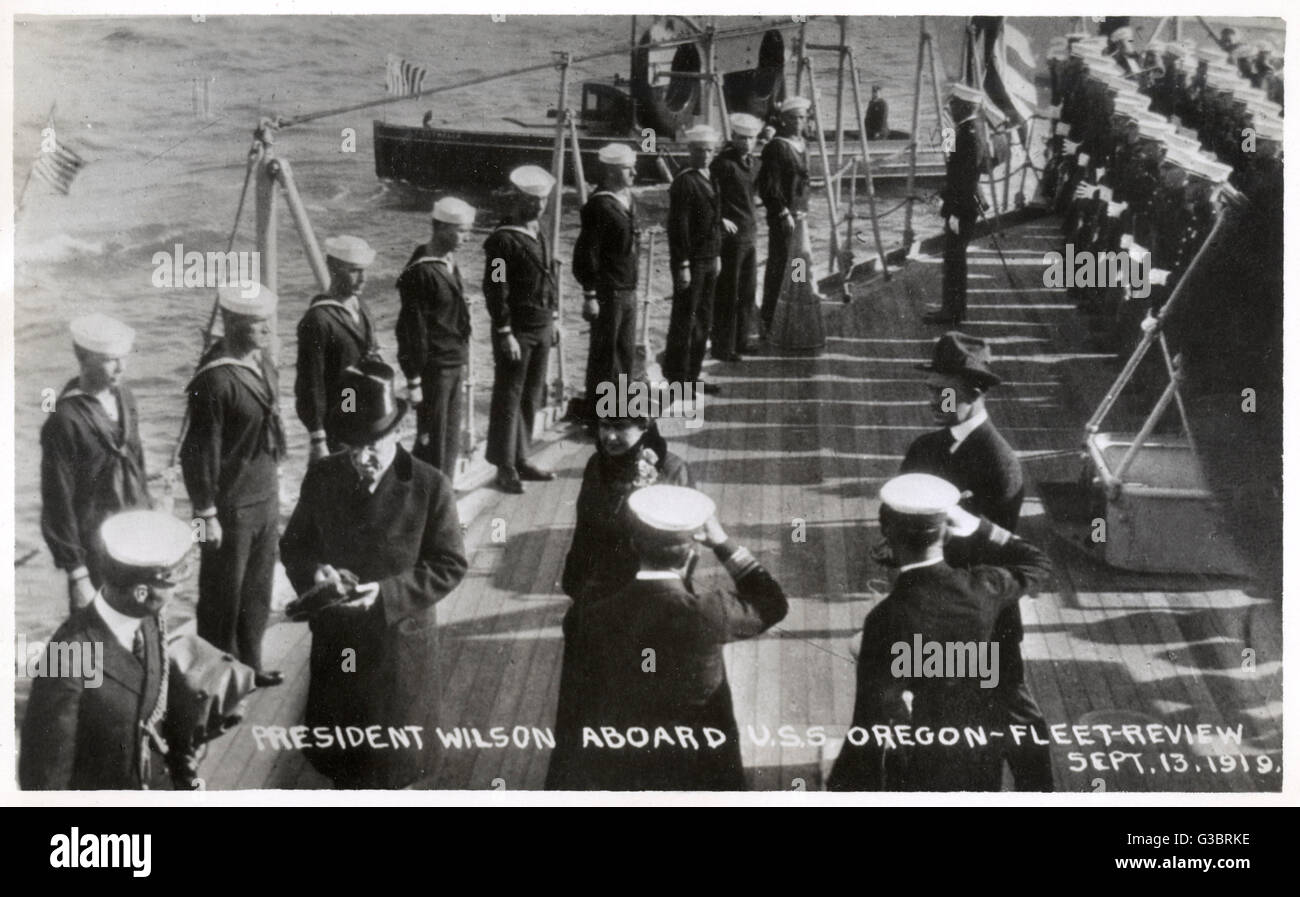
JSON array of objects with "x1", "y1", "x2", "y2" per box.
[
  {"x1": 40, "y1": 380, "x2": 152, "y2": 604},
  {"x1": 180, "y1": 343, "x2": 285, "y2": 674},
  {"x1": 482, "y1": 220, "x2": 557, "y2": 470},
  {"x1": 664, "y1": 167, "x2": 722, "y2": 383},
  {"x1": 294, "y1": 293, "x2": 379, "y2": 452},
  {"x1": 573, "y1": 190, "x2": 639, "y2": 411},
  {"x1": 710, "y1": 143, "x2": 759, "y2": 358},
  {"x1": 756, "y1": 134, "x2": 810, "y2": 330},
  {"x1": 938, "y1": 116, "x2": 988, "y2": 323},
  {"x1": 396, "y1": 245, "x2": 471, "y2": 474}
]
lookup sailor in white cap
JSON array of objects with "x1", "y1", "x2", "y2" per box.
[
  {"x1": 664, "y1": 122, "x2": 723, "y2": 390},
  {"x1": 297, "y1": 235, "x2": 382, "y2": 461},
  {"x1": 396, "y1": 195, "x2": 478, "y2": 473},
  {"x1": 20, "y1": 509, "x2": 197, "y2": 790},
  {"x1": 827, "y1": 473, "x2": 1052, "y2": 792},
  {"x1": 482, "y1": 165, "x2": 560, "y2": 493},
  {"x1": 709, "y1": 113, "x2": 763, "y2": 360},
  {"x1": 41, "y1": 313, "x2": 152, "y2": 614},
  {"x1": 573, "y1": 144, "x2": 641, "y2": 421},
  {"x1": 547, "y1": 484, "x2": 787, "y2": 790},
  {"x1": 180, "y1": 283, "x2": 286, "y2": 689},
  {"x1": 925, "y1": 83, "x2": 990, "y2": 325},
  {"x1": 756, "y1": 95, "x2": 812, "y2": 334}
]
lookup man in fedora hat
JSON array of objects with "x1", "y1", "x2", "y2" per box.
[
  {"x1": 900, "y1": 332, "x2": 1054, "y2": 790},
  {"x1": 280, "y1": 357, "x2": 468, "y2": 789},
  {"x1": 828, "y1": 474, "x2": 1052, "y2": 791},
  {"x1": 483, "y1": 165, "x2": 559, "y2": 494},
  {"x1": 710, "y1": 112, "x2": 763, "y2": 361},
  {"x1": 397, "y1": 196, "x2": 477, "y2": 475},
  {"x1": 925, "y1": 83, "x2": 989, "y2": 326},
  {"x1": 41, "y1": 313, "x2": 152, "y2": 615},
  {"x1": 664, "y1": 124, "x2": 723, "y2": 392},
  {"x1": 574, "y1": 143, "x2": 640, "y2": 422},
  {"x1": 181, "y1": 285, "x2": 286, "y2": 689},
  {"x1": 551, "y1": 485, "x2": 786, "y2": 790},
  {"x1": 296, "y1": 235, "x2": 382, "y2": 462},
  {"x1": 21, "y1": 509, "x2": 195, "y2": 789},
  {"x1": 757, "y1": 96, "x2": 811, "y2": 336}
]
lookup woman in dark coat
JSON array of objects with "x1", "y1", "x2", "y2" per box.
[{"x1": 546, "y1": 415, "x2": 692, "y2": 789}]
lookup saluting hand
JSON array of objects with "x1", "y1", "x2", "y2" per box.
[
  {"x1": 69, "y1": 575, "x2": 96, "y2": 611},
  {"x1": 694, "y1": 515, "x2": 728, "y2": 548}
]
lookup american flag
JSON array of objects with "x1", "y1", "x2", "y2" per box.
[
  {"x1": 386, "y1": 54, "x2": 429, "y2": 97},
  {"x1": 30, "y1": 131, "x2": 86, "y2": 196}
]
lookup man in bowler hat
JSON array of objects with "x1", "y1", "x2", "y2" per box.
[
  {"x1": 900, "y1": 332, "x2": 1054, "y2": 790},
  {"x1": 280, "y1": 357, "x2": 467, "y2": 789}
]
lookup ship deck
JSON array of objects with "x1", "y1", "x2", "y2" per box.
[{"x1": 197, "y1": 212, "x2": 1282, "y2": 793}]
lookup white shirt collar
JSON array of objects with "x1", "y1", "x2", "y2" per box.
[
  {"x1": 353, "y1": 454, "x2": 396, "y2": 493},
  {"x1": 948, "y1": 407, "x2": 988, "y2": 453},
  {"x1": 635, "y1": 570, "x2": 682, "y2": 581},
  {"x1": 897, "y1": 557, "x2": 945, "y2": 574},
  {"x1": 93, "y1": 591, "x2": 145, "y2": 652}
]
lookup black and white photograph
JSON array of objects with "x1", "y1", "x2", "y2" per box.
[{"x1": 6, "y1": 4, "x2": 1292, "y2": 804}]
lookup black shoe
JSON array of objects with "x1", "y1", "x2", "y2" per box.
[
  {"x1": 254, "y1": 670, "x2": 284, "y2": 688},
  {"x1": 495, "y1": 468, "x2": 526, "y2": 494},
  {"x1": 517, "y1": 463, "x2": 555, "y2": 482},
  {"x1": 701, "y1": 382, "x2": 723, "y2": 395}
]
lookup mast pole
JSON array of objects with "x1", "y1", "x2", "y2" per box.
[
  {"x1": 834, "y1": 16, "x2": 847, "y2": 178},
  {"x1": 550, "y1": 51, "x2": 571, "y2": 411},
  {"x1": 902, "y1": 17, "x2": 926, "y2": 250}
]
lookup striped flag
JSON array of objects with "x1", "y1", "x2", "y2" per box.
[
  {"x1": 970, "y1": 17, "x2": 1039, "y2": 136},
  {"x1": 386, "y1": 54, "x2": 428, "y2": 97},
  {"x1": 30, "y1": 134, "x2": 86, "y2": 195}
]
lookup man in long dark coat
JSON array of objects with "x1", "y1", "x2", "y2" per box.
[
  {"x1": 41, "y1": 314, "x2": 152, "y2": 614},
  {"x1": 574, "y1": 143, "x2": 640, "y2": 420},
  {"x1": 181, "y1": 286, "x2": 286, "y2": 689},
  {"x1": 555, "y1": 485, "x2": 787, "y2": 791},
  {"x1": 280, "y1": 358, "x2": 468, "y2": 789},
  {"x1": 926, "y1": 83, "x2": 989, "y2": 326},
  {"x1": 396, "y1": 196, "x2": 477, "y2": 475},
  {"x1": 900, "y1": 332, "x2": 1054, "y2": 791},
  {"x1": 710, "y1": 113, "x2": 763, "y2": 360},
  {"x1": 828, "y1": 474, "x2": 1052, "y2": 791},
  {"x1": 295, "y1": 235, "x2": 381, "y2": 460},
  {"x1": 483, "y1": 165, "x2": 559, "y2": 494},
  {"x1": 756, "y1": 96, "x2": 811, "y2": 335},
  {"x1": 664, "y1": 124, "x2": 722, "y2": 391},
  {"x1": 20, "y1": 509, "x2": 195, "y2": 790}
]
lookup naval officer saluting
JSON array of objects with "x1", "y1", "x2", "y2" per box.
[
  {"x1": 483, "y1": 165, "x2": 559, "y2": 494},
  {"x1": 41, "y1": 313, "x2": 152, "y2": 614},
  {"x1": 552, "y1": 485, "x2": 787, "y2": 791},
  {"x1": 396, "y1": 196, "x2": 477, "y2": 475},
  {"x1": 295, "y1": 235, "x2": 381, "y2": 462},
  {"x1": 180, "y1": 284, "x2": 286, "y2": 689},
  {"x1": 828, "y1": 474, "x2": 1052, "y2": 791}
]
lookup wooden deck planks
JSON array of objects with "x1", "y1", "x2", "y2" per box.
[{"x1": 187, "y1": 211, "x2": 1277, "y2": 792}]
